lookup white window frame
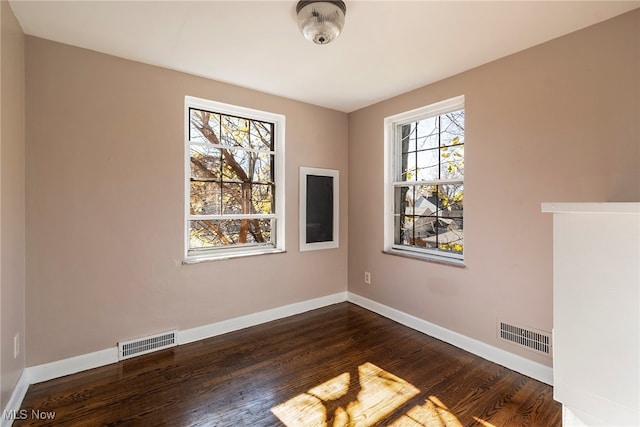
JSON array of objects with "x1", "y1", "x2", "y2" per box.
[
  {"x1": 383, "y1": 95, "x2": 465, "y2": 265},
  {"x1": 184, "y1": 96, "x2": 285, "y2": 263}
]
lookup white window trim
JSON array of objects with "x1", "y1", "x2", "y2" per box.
[
  {"x1": 183, "y1": 96, "x2": 285, "y2": 263},
  {"x1": 383, "y1": 95, "x2": 465, "y2": 265}
]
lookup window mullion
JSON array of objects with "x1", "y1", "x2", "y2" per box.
[
  {"x1": 436, "y1": 115, "x2": 441, "y2": 251},
  {"x1": 189, "y1": 214, "x2": 277, "y2": 220},
  {"x1": 188, "y1": 140, "x2": 275, "y2": 155},
  {"x1": 392, "y1": 179, "x2": 462, "y2": 186}
]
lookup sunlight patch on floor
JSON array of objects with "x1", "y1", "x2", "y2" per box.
[
  {"x1": 270, "y1": 362, "x2": 500, "y2": 426},
  {"x1": 271, "y1": 362, "x2": 420, "y2": 426},
  {"x1": 389, "y1": 395, "x2": 463, "y2": 427},
  {"x1": 472, "y1": 416, "x2": 497, "y2": 427},
  {"x1": 309, "y1": 372, "x2": 352, "y2": 401}
]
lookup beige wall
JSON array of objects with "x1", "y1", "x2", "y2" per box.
[
  {"x1": 1, "y1": 0, "x2": 26, "y2": 409},
  {"x1": 347, "y1": 10, "x2": 639, "y2": 367},
  {"x1": 19, "y1": 7, "x2": 640, "y2": 374},
  {"x1": 25, "y1": 37, "x2": 349, "y2": 366}
]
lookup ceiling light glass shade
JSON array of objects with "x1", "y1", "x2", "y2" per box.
[{"x1": 296, "y1": 1, "x2": 347, "y2": 45}]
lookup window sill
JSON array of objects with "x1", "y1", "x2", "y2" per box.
[
  {"x1": 382, "y1": 249, "x2": 466, "y2": 268},
  {"x1": 183, "y1": 248, "x2": 287, "y2": 264}
]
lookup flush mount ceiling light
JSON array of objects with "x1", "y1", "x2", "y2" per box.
[{"x1": 296, "y1": 1, "x2": 347, "y2": 45}]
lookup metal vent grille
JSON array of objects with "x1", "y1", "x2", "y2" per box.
[
  {"x1": 498, "y1": 321, "x2": 551, "y2": 356},
  {"x1": 118, "y1": 330, "x2": 177, "y2": 361}
]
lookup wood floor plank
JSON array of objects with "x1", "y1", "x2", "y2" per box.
[{"x1": 15, "y1": 303, "x2": 561, "y2": 426}]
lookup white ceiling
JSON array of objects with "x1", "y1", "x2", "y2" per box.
[{"x1": 9, "y1": 1, "x2": 639, "y2": 112}]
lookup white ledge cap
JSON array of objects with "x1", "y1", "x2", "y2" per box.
[{"x1": 541, "y1": 202, "x2": 640, "y2": 214}]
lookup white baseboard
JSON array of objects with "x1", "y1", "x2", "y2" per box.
[
  {"x1": 347, "y1": 292, "x2": 553, "y2": 385},
  {"x1": 1, "y1": 370, "x2": 29, "y2": 427},
  {"x1": 28, "y1": 348, "x2": 119, "y2": 385},
  {"x1": 178, "y1": 291, "x2": 348, "y2": 345},
  {"x1": 26, "y1": 291, "x2": 349, "y2": 385},
  {"x1": 6, "y1": 290, "x2": 551, "y2": 423}
]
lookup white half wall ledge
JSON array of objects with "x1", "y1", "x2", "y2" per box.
[
  {"x1": 541, "y1": 202, "x2": 640, "y2": 214},
  {"x1": 5, "y1": 290, "x2": 553, "y2": 422}
]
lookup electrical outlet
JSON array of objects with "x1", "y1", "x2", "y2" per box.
[
  {"x1": 14, "y1": 333, "x2": 19, "y2": 359},
  {"x1": 364, "y1": 271, "x2": 371, "y2": 285}
]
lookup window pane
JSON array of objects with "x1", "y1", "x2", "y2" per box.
[
  {"x1": 190, "y1": 146, "x2": 221, "y2": 181},
  {"x1": 440, "y1": 144, "x2": 464, "y2": 180},
  {"x1": 393, "y1": 213, "x2": 404, "y2": 245},
  {"x1": 437, "y1": 183, "x2": 464, "y2": 219},
  {"x1": 401, "y1": 152, "x2": 416, "y2": 181},
  {"x1": 250, "y1": 120, "x2": 273, "y2": 151},
  {"x1": 190, "y1": 182, "x2": 221, "y2": 215},
  {"x1": 400, "y1": 123, "x2": 415, "y2": 152},
  {"x1": 222, "y1": 148, "x2": 250, "y2": 182},
  {"x1": 252, "y1": 152, "x2": 273, "y2": 184},
  {"x1": 188, "y1": 219, "x2": 273, "y2": 249},
  {"x1": 415, "y1": 149, "x2": 439, "y2": 181},
  {"x1": 220, "y1": 115, "x2": 250, "y2": 147},
  {"x1": 222, "y1": 183, "x2": 244, "y2": 214},
  {"x1": 412, "y1": 215, "x2": 437, "y2": 248},
  {"x1": 436, "y1": 219, "x2": 464, "y2": 254},
  {"x1": 440, "y1": 110, "x2": 464, "y2": 147},
  {"x1": 246, "y1": 218, "x2": 273, "y2": 244},
  {"x1": 190, "y1": 109, "x2": 221, "y2": 144},
  {"x1": 396, "y1": 215, "x2": 414, "y2": 246},
  {"x1": 394, "y1": 186, "x2": 412, "y2": 246},
  {"x1": 413, "y1": 184, "x2": 438, "y2": 216},
  {"x1": 394, "y1": 186, "x2": 412, "y2": 216},
  {"x1": 435, "y1": 183, "x2": 464, "y2": 254},
  {"x1": 415, "y1": 116, "x2": 439, "y2": 150},
  {"x1": 251, "y1": 184, "x2": 274, "y2": 214}
]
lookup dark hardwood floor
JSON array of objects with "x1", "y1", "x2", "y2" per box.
[{"x1": 16, "y1": 303, "x2": 561, "y2": 426}]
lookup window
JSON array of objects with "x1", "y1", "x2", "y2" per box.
[
  {"x1": 185, "y1": 96, "x2": 285, "y2": 261},
  {"x1": 384, "y1": 96, "x2": 465, "y2": 264}
]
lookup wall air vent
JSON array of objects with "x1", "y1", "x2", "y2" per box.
[
  {"x1": 118, "y1": 330, "x2": 177, "y2": 361},
  {"x1": 498, "y1": 320, "x2": 551, "y2": 356}
]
